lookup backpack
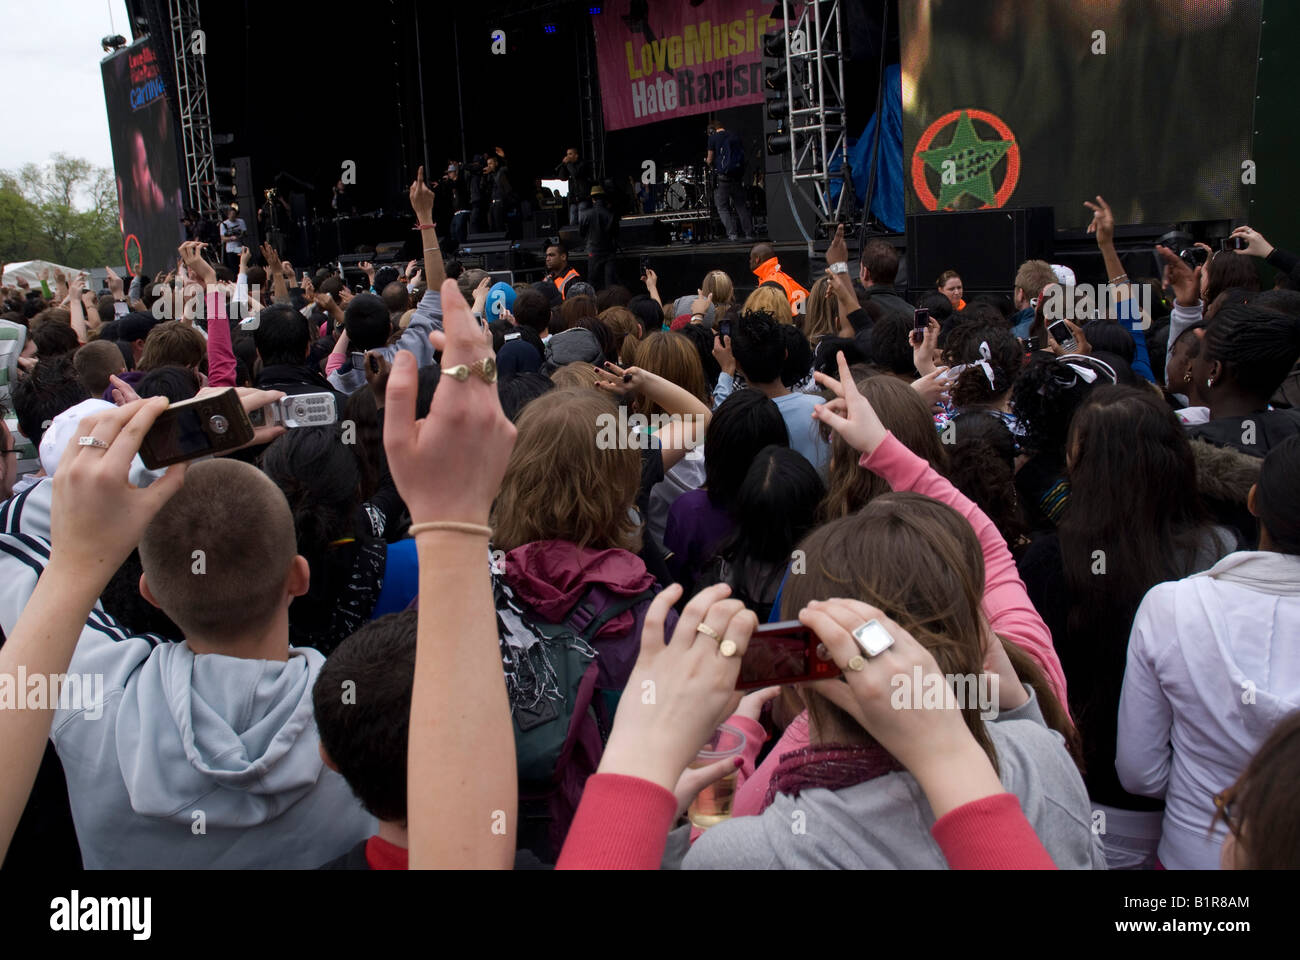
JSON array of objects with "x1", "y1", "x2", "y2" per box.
[
  {"x1": 718, "y1": 131, "x2": 745, "y2": 179},
  {"x1": 494, "y1": 574, "x2": 655, "y2": 862}
]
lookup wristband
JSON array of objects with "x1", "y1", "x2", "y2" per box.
[
  {"x1": 413, "y1": 223, "x2": 437, "y2": 230},
  {"x1": 828, "y1": 261, "x2": 849, "y2": 275},
  {"x1": 408, "y1": 521, "x2": 492, "y2": 538}
]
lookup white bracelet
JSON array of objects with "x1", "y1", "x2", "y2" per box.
[{"x1": 828, "y1": 261, "x2": 849, "y2": 275}]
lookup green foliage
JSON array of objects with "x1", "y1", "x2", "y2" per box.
[{"x1": 0, "y1": 154, "x2": 120, "y2": 268}]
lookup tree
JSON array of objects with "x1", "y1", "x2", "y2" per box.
[{"x1": 0, "y1": 154, "x2": 120, "y2": 267}]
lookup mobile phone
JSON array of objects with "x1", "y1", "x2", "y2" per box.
[
  {"x1": 1220, "y1": 236, "x2": 1248, "y2": 252},
  {"x1": 639, "y1": 255, "x2": 651, "y2": 275},
  {"x1": 248, "y1": 392, "x2": 338, "y2": 429},
  {"x1": 368, "y1": 354, "x2": 380, "y2": 374},
  {"x1": 1047, "y1": 320, "x2": 1078, "y2": 352},
  {"x1": 736, "y1": 620, "x2": 842, "y2": 690},
  {"x1": 719, "y1": 320, "x2": 731, "y2": 338},
  {"x1": 349, "y1": 351, "x2": 366, "y2": 369},
  {"x1": 139, "y1": 388, "x2": 255, "y2": 469},
  {"x1": 913, "y1": 307, "x2": 931, "y2": 334}
]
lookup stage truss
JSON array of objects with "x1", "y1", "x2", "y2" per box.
[
  {"x1": 776, "y1": 0, "x2": 848, "y2": 224},
  {"x1": 168, "y1": 0, "x2": 220, "y2": 221}
]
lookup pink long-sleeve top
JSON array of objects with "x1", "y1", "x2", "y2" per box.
[
  {"x1": 205, "y1": 290, "x2": 237, "y2": 388},
  {"x1": 730, "y1": 430, "x2": 1068, "y2": 818}
]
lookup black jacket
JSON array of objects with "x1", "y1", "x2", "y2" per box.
[
  {"x1": 256, "y1": 361, "x2": 343, "y2": 403},
  {"x1": 556, "y1": 158, "x2": 593, "y2": 202},
  {"x1": 581, "y1": 202, "x2": 618, "y2": 254}
]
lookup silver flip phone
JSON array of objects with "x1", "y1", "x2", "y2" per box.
[{"x1": 249, "y1": 392, "x2": 338, "y2": 428}]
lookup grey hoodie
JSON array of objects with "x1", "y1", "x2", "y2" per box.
[
  {"x1": 0, "y1": 532, "x2": 374, "y2": 869},
  {"x1": 668, "y1": 690, "x2": 1106, "y2": 869}
]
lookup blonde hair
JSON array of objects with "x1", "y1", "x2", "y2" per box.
[
  {"x1": 549, "y1": 361, "x2": 603, "y2": 391},
  {"x1": 701, "y1": 270, "x2": 735, "y2": 311},
  {"x1": 492, "y1": 389, "x2": 642, "y2": 553},
  {"x1": 803, "y1": 276, "x2": 840, "y2": 343},
  {"x1": 743, "y1": 285, "x2": 792, "y2": 325}
]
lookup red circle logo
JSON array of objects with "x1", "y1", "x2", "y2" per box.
[
  {"x1": 911, "y1": 108, "x2": 1020, "y2": 211},
  {"x1": 123, "y1": 235, "x2": 142, "y2": 277}
]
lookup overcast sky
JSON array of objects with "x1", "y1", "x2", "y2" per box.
[{"x1": 1, "y1": 0, "x2": 131, "y2": 174}]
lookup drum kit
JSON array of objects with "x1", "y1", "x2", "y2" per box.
[{"x1": 662, "y1": 164, "x2": 708, "y2": 211}]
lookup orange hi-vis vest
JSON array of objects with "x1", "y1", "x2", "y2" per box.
[
  {"x1": 753, "y1": 257, "x2": 809, "y2": 315},
  {"x1": 553, "y1": 268, "x2": 580, "y2": 299}
]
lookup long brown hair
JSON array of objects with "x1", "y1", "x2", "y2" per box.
[
  {"x1": 491, "y1": 389, "x2": 642, "y2": 553},
  {"x1": 820, "y1": 374, "x2": 949, "y2": 521},
  {"x1": 599, "y1": 306, "x2": 642, "y2": 367},
  {"x1": 634, "y1": 332, "x2": 709, "y2": 416},
  {"x1": 783, "y1": 493, "x2": 999, "y2": 771}
]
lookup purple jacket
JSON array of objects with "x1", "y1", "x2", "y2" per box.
[{"x1": 101, "y1": 369, "x2": 144, "y2": 404}]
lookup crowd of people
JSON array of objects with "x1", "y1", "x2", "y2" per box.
[{"x1": 1, "y1": 169, "x2": 1298, "y2": 872}]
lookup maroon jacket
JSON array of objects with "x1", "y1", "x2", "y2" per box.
[{"x1": 503, "y1": 540, "x2": 677, "y2": 691}]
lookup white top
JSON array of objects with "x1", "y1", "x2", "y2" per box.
[{"x1": 1116, "y1": 551, "x2": 1300, "y2": 869}]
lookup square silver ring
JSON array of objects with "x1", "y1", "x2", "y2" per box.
[{"x1": 851, "y1": 619, "x2": 894, "y2": 658}]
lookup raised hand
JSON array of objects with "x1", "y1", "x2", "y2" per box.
[
  {"x1": 811, "y1": 350, "x2": 888, "y2": 455},
  {"x1": 1156, "y1": 245, "x2": 1202, "y2": 308},
  {"x1": 383, "y1": 277, "x2": 513, "y2": 526},
  {"x1": 1084, "y1": 195, "x2": 1115, "y2": 247},
  {"x1": 105, "y1": 265, "x2": 124, "y2": 300},
  {"x1": 826, "y1": 222, "x2": 848, "y2": 266},
  {"x1": 1230, "y1": 225, "x2": 1274, "y2": 260},
  {"x1": 598, "y1": 583, "x2": 757, "y2": 793},
  {"x1": 712, "y1": 332, "x2": 736, "y2": 376},
  {"x1": 409, "y1": 165, "x2": 436, "y2": 221}
]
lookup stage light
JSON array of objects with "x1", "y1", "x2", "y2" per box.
[
  {"x1": 767, "y1": 99, "x2": 789, "y2": 121},
  {"x1": 763, "y1": 32, "x2": 785, "y2": 58},
  {"x1": 765, "y1": 64, "x2": 786, "y2": 90},
  {"x1": 588, "y1": 5, "x2": 602, "y2": 13},
  {"x1": 543, "y1": 22, "x2": 558, "y2": 34},
  {"x1": 767, "y1": 132, "x2": 792, "y2": 154},
  {"x1": 101, "y1": 34, "x2": 127, "y2": 52}
]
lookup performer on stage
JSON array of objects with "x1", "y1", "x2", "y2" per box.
[
  {"x1": 219, "y1": 204, "x2": 246, "y2": 273},
  {"x1": 555, "y1": 147, "x2": 594, "y2": 227},
  {"x1": 706, "y1": 121, "x2": 754, "y2": 242}
]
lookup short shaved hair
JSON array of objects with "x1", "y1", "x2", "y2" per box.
[
  {"x1": 750, "y1": 241, "x2": 776, "y2": 264},
  {"x1": 140, "y1": 459, "x2": 298, "y2": 638}
]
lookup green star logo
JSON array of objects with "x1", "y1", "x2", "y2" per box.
[{"x1": 918, "y1": 111, "x2": 1014, "y2": 209}]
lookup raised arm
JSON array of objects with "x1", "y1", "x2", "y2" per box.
[
  {"x1": 0, "y1": 399, "x2": 186, "y2": 861},
  {"x1": 811, "y1": 352, "x2": 1068, "y2": 707},
  {"x1": 385, "y1": 277, "x2": 516, "y2": 869}
]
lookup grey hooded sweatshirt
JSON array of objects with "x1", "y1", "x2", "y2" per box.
[
  {"x1": 668, "y1": 690, "x2": 1106, "y2": 869},
  {"x1": 0, "y1": 530, "x2": 374, "y2": 869},
  {"x1": 50, "y1": 632, "x2": 375, "y2": 869}
]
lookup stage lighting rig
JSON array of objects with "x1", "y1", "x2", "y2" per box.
[{"x1": 101, "y1": 35, "x2": 127, "y2": 52}]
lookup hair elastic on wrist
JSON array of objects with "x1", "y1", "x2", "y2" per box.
[{"x1": 407, "y1": 521, "x2": 492, "y2": 538}]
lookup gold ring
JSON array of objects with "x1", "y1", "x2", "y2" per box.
[
  {"x1": 845, "y1": 655, "x2": 867, "y2": 672},
  {"x1": 695, "y1": 623, "x2": 719, "y2": 640},
  {"x1": 719, "y1": 639, "x2": 738, "y2": 658},
  {"x1": 442, "y1": 357, "x2": 498, "y2": 384}
]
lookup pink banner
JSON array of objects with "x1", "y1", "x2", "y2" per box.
[{"x1": 593, "y1": 2, "x2": 777, "y2": 132}]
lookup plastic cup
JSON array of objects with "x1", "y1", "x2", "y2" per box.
[{"x1": 687, "y1": 723, "x2": 747, "y2": 829}]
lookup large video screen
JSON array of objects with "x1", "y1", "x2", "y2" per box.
[
  {"x1": 101, "y1": 39, "x2": 186, "y2": 275},
  {"x1": 899, "y1": 0, "x2": 1262, "y2": 229}
]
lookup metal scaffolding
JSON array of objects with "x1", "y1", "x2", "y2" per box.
[
  {"x1": 777, "y1": 0, "x2": 848, "y2": 223},
  {"x1": 168, "y1": 0, "x2": 220, "y2": 220}
]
